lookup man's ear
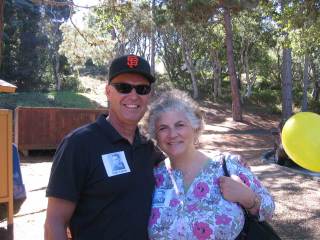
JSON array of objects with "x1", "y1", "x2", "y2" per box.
[{"x1": 105, "y1": 84, "x2": 110, "y2": 97}]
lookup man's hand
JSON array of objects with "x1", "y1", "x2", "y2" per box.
[{"x1": 44, "y1": 197, "x2": 76, "y2": 240}]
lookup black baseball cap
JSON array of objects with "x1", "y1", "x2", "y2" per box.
[{"x1": 108, "y1": 54, "x2": 155, "y2": 83}]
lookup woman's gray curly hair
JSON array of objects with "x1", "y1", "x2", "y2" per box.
[{"x1": 146, "y1": 89, "x2": 204, "y2": 140}]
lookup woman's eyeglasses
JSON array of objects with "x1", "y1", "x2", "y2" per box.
[{"x1": 110, "y1": 83, "x2": 151, "y2": 95}]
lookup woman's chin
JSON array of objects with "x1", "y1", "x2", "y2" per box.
[{"x1": 166, "y1": 150, "x2": 186, "y2": 160}]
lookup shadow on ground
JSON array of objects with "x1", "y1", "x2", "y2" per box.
[
  {"x1": 253, "y1": 164, "x2": 320, "y2": 240},
  {"x1": 0, "y1": 225, "x2": 13, "y2": 240},
  {"x1": 1, "y1": 104, "x2": 319, "y2": 239},
  {"x1": 0, "y1": 198, "x2": 26, "y2": 240}
]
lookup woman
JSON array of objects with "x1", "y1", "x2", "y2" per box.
[{"x1": 146, "y1": 89, "x2": 275, "y2": 240}]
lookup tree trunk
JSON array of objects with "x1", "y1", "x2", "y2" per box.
[
  {"x1": 280, "y1": 0, "x2": 293, "y2": 122},
  {"x1": 211, "y1": 49, "x2": 222, "y2": 100},
  {"x1": 150, "y1": 0, "x2": 156, "y2": 76},
  {"x1": 245, "y1": 68, "x2": 256, "y2": 98},
  {"x1": 0, "y1": 0, "x2": 4, "y2": 68},
  {"x1": 310, "y1": 61, "x2": 319, "y2": 101},
  {"x1": 241, "y1": 44, "x2": 251, "y2": 101},
  {"x1": 281, "y1": 48, "x2": 293, "y2": 121},
  {"x1": 312, "y1": 80, "x2": 320, "y2": 101},
  {"x1": 223, "y1": 7, "x2": 242, "y2": 121},
  {"x1": 53, "y1": 53, "x2": 61, "y2": 91},
  {"x1": 181, "y1": 34, "x2": 198, "y2": 99},
  {"x1": 301, "y1": 54, "x2": 309, "y2": 111},
  {"x1": 244, "y1": 46, "x2": 250, "y2": 90}
]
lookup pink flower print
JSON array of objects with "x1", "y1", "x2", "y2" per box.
[
  {"x1": 169, "y1": 198, "x2": 180, "y2": 207},
  {"x1": 187, "y1": 203, "x2": 198, "y2": 212},
  {"x1": 149, "y1": 208, "x2": 160, "y2": 226},
  {"x1": 216, "y1": 214, "x2": 232, "y2": 225},
  {"x1": 192, "y1": 222, "x2": 213, "y2": 240},
  {"x1": 155, "y1": 173, "x2": 164, "y2": 187},
  {"x1": 193, "y1": 182, "x2": 209, "y2": 199},
  {"x1": 253, "y1": 178, "x2": 261, "y2": 188},
  {"x1": 239, "y1": 173, "x2": 250, "y2": 187},
  {"x1": 213, "y1": 178, "x2": 219, "y2": 186},
  {"x1": 177, "y1": 223, "x2": 187, "y2": 237}
]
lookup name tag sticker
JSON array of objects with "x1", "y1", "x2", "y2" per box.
[
  {"x1": 102, "y1": 151, "x2": 131, "y2": 177},
  {"x1": 152, "y1": 189, "x2": 172, "y2": 207}
]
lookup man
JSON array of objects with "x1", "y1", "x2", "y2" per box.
[
  {"x1": 45, "y1": 54, "x2": 164, "y2": 240},
  {"x1": 110, "y1": 153, "x2": 125, "y2": 171}
]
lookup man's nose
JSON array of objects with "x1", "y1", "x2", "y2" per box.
[{"x1": 127, "y1": 87, "x2": 139, "y2": 98}]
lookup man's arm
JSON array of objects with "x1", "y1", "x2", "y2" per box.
[{"x1": 44, "y1": 197, "x2": 76, "y2": 240}]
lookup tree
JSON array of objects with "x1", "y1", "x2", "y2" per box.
[
  {"x1": 271, "y1": 0, "x2": 320, "y2": 117},
  {"x1": 41, "y1": 1, "x2": 70, "y2": 90},
  {"x1": 0, "y1": 0, "x2": 70, "y2": 90},
  {"x1": 0, "y1": 0, "x2": 5, "y2": 68},
  {"x1": 95, "y1": 1, "x2": 155, "y2": 58},
  {"x1": 1, "y1": 0, "x2": 47, "y2": 90},
  {"x1": 59, "y1": 22, "x2": 115, "y2": 69},
  {"x1": 223, "y1": 7, "x2": 242, "y2": 121}
]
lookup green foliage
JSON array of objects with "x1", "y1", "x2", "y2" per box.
[
  {"x1": 153, "y1": 73, "x2": 174, "y2": 96},
  {"x1": 59, "y1": 21, "x2": 115, "y2": 68},
  {"x1": 220, "y1": 0, "x2": 258, "y2": 10},
  {"x1": 247, "y1": 89, "x2": 281, "y2": 114},
  {"x1": 2, "y1": 0, "x2": 320, "y2": 117},
  {"x1": 0, "y1": 0, "x2": 70, "y2": 91},
  {"x1": 60, "y1": 75, "x2": 83, "y2": 91},
  {"x1": 94, "y1": 0, "x2": 154, "y2": 55},
  {"x1": 309, "y1": 99, "x2": 320, "y2": 114},
  {"x1": 1, "y1": 0, "x2": 48, "y2": 90}
]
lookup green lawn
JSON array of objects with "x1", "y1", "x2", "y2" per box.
[{"x1": 0, "y1": 91, "x2": 101, "y2": 109}]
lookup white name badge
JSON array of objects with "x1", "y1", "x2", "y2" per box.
[
  {"x1": 101, "y1": 151, "x2": 131, "y2": 177},
  {"x1": 152, "y1": 189, "x2": 173, "y2": 207}
]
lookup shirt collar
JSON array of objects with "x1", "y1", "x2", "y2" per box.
[{"x1": 96, "y1": 114, "x2": 147, "y2": 146}]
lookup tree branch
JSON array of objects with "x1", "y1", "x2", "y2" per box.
[
  {"x1": 31, "y1": 0, "x2": 98, "y2": 9},
  {"x1": 69, "y1": 13, "x2": 96, "y2": 46}
]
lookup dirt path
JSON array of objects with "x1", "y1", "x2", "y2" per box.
[
  {"x1": 199, "y1": 104, "x2": 320, "y2": 240},
  {"x1": 1, "y1": 89, "x2": 320, "y2": 239}
]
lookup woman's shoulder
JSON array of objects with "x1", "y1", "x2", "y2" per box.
[
  {"x1": 201, "y1": 150, "x2": 246, "y2": 170},
  {"x1": 153, "y1": 159, "x2": 168, "y2": 173},
  {"x1": 200, "y1": 150, "x2": 238, "y2": 162}
]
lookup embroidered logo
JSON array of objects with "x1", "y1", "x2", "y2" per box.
[{"x1": 127, "y1": 55, "x2": 139, "y2": 68}]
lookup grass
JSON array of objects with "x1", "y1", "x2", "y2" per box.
[
  {"x1": 0, "y1": 91, "x2": 101, "y2": 110},
  {"x1": 1, "y1": 81, "x2": 318, "y2": 116}
]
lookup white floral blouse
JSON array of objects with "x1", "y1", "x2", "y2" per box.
[{"x1": 148, "y1": 153, "x2": 275, "y2": 240}]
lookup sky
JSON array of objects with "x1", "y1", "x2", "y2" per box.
[
  {"x1": 71, "y1": 0, "x2": 101, "y2": 26},
  {"x1": 73, "y1": 0, "x2": 100, "y2": 8},
  {"x1": 70, "y1": 0, "x2": 166, "y2": 73}
]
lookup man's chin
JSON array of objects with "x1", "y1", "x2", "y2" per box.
[
  {"x1": 123, "y1": 116, "x2": 143, "y2": 125},
  {"x1": 122, "y1": 111, "x2": 145, "y2": 123}
]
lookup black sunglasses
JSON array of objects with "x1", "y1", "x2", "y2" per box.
[{"x1": 110, "y1": 83, "x2": 151, "y2": 95}]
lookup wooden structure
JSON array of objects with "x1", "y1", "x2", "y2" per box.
[
  {"x1": 14, "y1": 107, "x2": 107, "y2": 154},
  {"x1": 0, "y1": 79, "x2": 17, "y2": 93},
  {"x1": 0, "y1": 80, "x2": 16, "y2": 226},
  {"x1": 0, "y1": 110, "x2": 13, "y2": 226}
]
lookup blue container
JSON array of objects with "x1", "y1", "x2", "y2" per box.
[{"x1": 12, "y1": 144, "x2": 26, "y2": 199}]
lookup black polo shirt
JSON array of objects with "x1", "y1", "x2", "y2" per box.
[{"x1": 46, "y1": 114, "x2": 164, "y2": 240}]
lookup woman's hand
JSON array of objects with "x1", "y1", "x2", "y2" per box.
[{"x1": 219, "y1": 175, "x2": 260, "y2": 214}]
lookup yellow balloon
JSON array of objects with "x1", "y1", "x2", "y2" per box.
[{"x1": 282, "y1": 112, "x2": 320, "y2": 172}]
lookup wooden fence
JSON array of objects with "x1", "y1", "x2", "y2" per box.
[{"x1": 14, "y1": 107, "x2": 107, "y2": 155}]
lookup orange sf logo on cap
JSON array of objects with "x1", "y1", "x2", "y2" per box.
[{"x1": 127, "y1": 55, "x2": 139, "y2": 68}]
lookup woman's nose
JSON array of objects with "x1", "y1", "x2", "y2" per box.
[{"x1": 168, "y1": 128, "x2": 178, "y2": 138}]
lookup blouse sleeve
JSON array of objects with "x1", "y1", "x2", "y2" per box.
[{"x1": 224, "y1": 153, "x2": 275, "y2": 221}]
